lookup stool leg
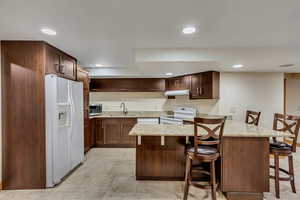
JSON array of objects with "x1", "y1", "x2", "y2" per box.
[
  {"x1": 288, "y1": 155, "x2": 296, "y2": 193},
  {"x1": 183, "y1": 155, "x2": 192, "y2": 200},
  {"x1": 274, "y1": 154, "x2": 280, "y2": 199},
  {"x1": 210, "y1": 160, "x2": 217, "y2": 200}
]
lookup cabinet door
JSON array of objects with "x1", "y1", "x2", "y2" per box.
[
  {"x1": 167, "y1": 76, "x2": 190, "y2": 90},
  {"x1": 190, "y1": 72, "x2": 219, "y2": 99},
  {"x1": 200, "y1": 72, "x2": 213, "y2": 99},
  {"x1": 139, "y1": 79, "x2": 165, "y2": 92},
  {"x1": 121, "y1": 118, "x2": 137, "y2": 145},
  {"x1": 94, "y1": 119, "x2": 104, "y2": 145},
  {"x1": 61, "y1": 55, "x2": 76, "y2": 80},
  {"x1": 190, "y1": 74, "x2": 202, "y2": 98},
  {"x1": 85, "y1": 119, "x2": 91, "y2": 152},
  {"x1": 103, "y1": 118, "x2": 121, "y2": 144},
  {"x1": 45, "y1": 45, "x2": 60, "y2": 74},
  {"x1": 45, "y1": 45, "x2": 77, "y2": 80}
]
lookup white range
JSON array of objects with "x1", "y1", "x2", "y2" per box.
[{"x1": 160, "y1": 107, "x2": 197, "y2": 124}]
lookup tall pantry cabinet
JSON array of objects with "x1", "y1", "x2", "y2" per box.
[{"x1": 1, "y1": 41, "x2": 87, "y2": 189}]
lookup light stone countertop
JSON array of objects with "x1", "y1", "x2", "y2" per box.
[
  {"x1": 89, "y1": 111, "x2": 231, "y2": 119},
  {"x1": 129, "y1": 120, "x2": 294, "y2": 138},
  {"x1": 89, "y1": 111, "x2": 172, "y2": 119}
]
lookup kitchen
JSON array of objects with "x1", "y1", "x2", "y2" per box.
[{"x1": 1, "y1": 1, "x2": 300, "y2": 200}]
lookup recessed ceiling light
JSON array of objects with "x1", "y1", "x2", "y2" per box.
[
  {"x1": 166, "y1": 72, "x2": 173, "y2": 76},
  {"x1": 95, "y1": 64, "x2": 104, "y2": 67},
  {"x1": 41, "y1": 28, "x2": 56, "y2": 36},
  {"x1": 232, "y1": 64, "x2": 244, "y2": 68},
  {"x1": 182, "y1": 26, "x2": 196, "y2": 34}
]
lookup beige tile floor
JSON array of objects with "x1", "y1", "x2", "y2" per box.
[{"x1": 0, "y1": 148, "x2": 299, "y2": 200}]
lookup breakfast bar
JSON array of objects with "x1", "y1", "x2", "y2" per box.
[{"x1": 129, "y1": 120, "x2": 293, "y2": 200}]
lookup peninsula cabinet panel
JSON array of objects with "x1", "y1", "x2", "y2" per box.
[
  {"x1": 121, "y1": 118, "x2": 137, "y2": 145},
  {"x1": 136, "y1": 136, "x2": 186, "y2": 180},
  {"x1": 221, "y1": 137, "x2": 270, "y2": 195}
]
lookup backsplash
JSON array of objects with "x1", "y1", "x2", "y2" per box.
[{"x1": 89, "y1": 92, "x2": 219, "y2": 113}]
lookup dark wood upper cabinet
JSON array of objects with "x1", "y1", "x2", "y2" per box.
[
  {"x1": 90, "y1": 72, "x2": 219, "y2": 99},
  {"x1": 61, "y1": 55, "x2": 76, "y2": 79},
  {"x1": 166, "y1": 76, "x2": 190, "y2": 90},
  {"x1": 90, "y1": 78, "x2": 165, "y2": 92},
  {"x1": 190, "y1": 71, "x2": 219, "y2": 99},
  {"x1": 45, "y1": 44, "x2": 77, "y2": 80},
  {"x1": 139, "y1": 78, "x2": 165, "y2": 92}
]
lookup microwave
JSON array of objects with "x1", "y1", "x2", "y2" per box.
[{"x1": 89, "y1": 104, "x2": 102, "y2": 116}]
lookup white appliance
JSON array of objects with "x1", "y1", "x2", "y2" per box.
[
  {"x1": 45, "y1": 74, "x2": 84, "y2": 188},
  {"x1": 164, "y1": 90, "x2": 189, "y2": 96},
  {"x1": 160, "y1": 107, "x2": 196, "y2": 124},
  {"x1": 137, "y1": 118, "x2": 159, "y2": 124}
]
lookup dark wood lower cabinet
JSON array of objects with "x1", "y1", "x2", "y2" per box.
[
  {"x1": 136, "y1": 136, "x2": 186, "y2": 180},
  {"x1": 121, "y1": 118, "x2": 137, "y2": 145},
  {"x1": 221, "y1": 137, "x2": 269, "y2": 200},
  {"x1": 135, "y1": 136, "x2": 270, "y2": 200},
  {"x1": 93, "y1": 118, "x2": 137, "y2": 148},
  {"x1": 103, "y1": 118, "x2": 122, "y2": 144},
  {"x1": 94, "y1": 119, "x2": 104, "y2": 145}
]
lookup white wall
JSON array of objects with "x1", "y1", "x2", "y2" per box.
[
  {"x1": 90, "y1": 72, "x2": 284, "y2": 128},
  {"x1": 286, "y1": 79, "x2": 300, "y2": 116},
  {"x1": 218, "y1": 72, "x2": 284, "y2": 128}
]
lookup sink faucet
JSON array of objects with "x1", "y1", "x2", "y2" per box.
[{"x1": 120, "y1": 102, "x2": 128, "y2": 114}]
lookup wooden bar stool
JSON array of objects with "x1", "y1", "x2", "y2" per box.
[
  {"x1": 270, "y1": 113, "x2": 300, "y2": 198},
  {"x1": 245, "y1": 110, "x2": 261, "y2": 126},
  {"x1": 183, "y1": 117, "x2": 226, "y2": 200}
]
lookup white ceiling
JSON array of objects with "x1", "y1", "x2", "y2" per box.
[{"x1": 1, "y1": 0, "x2": 300, "y2": 77}]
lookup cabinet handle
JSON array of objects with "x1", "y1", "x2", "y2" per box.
[
  {"x1": 120, "y1": 89, "x2": 129, "y2": 91},
  {"x1": 59, "y1": 64, "x2": 66, "y2": 74},
  {"x1": 199, "y1": 87, "x2": 203, "y2": 95},
  {"x1": 196, "y1": 88, "x2": 199, "y2": 94}
]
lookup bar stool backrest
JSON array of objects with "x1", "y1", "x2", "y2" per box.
[
  {"x1": 273, "y1": 113, "x2": 300, "y2": 152},
  {"x1": 193, "y1": 117, "x2": 226, "y2": 153},
  {"x1": 245, "y1": 110, "x2": 261, "y2": 126}
]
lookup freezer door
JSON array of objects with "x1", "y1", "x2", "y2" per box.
[{"x1": 70, "y1": 81, "x2": 84, "y2": 169}]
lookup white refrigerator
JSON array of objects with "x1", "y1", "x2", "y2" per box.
[{"x1": 45, "y1": 74, "x2": 84, "y2": 188}]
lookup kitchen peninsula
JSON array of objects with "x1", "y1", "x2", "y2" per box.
[{"x1": 129, "y1": 120, "x2": 293, "y2": 200}]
